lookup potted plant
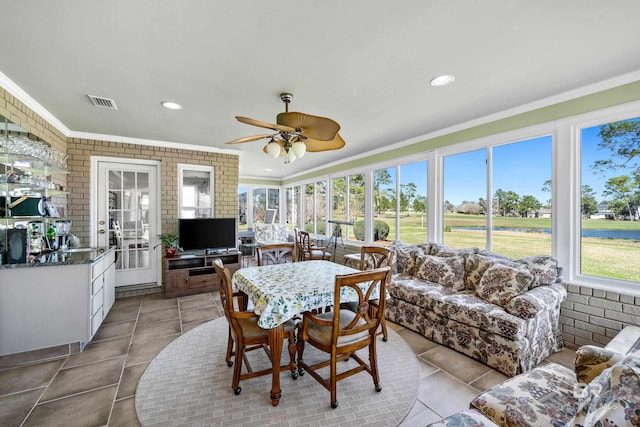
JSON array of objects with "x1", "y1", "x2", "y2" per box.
[{"x1": 158, "y1": 232, "x2": 180, "y2": 258}]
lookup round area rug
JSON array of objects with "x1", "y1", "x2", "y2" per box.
[{"x1": 135, "y1": 317, "x2": 418, "y2": 427}]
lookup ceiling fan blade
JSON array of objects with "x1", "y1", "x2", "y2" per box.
[
  {"x1": 236, "y1": 116, "x2": 296, "y2": 133},
  {"x1": 226, "y1": 134, "x2": 272, "y2": 144},
  {"x1": 277, "y1": 112, "x2": 340, "y2": 141},
  {"x1": 302, "y1": 133, "x2": 346, "y2": 152}
]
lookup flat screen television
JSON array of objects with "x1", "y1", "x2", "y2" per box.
[{"x1": 178, "y1": 218, "x2": 236, "y2": 253}]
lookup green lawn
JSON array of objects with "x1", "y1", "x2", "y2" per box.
[{"x1": 370, "y1": 212, "x2": 640, "y2": 282}]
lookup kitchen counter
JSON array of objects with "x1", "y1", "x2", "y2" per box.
[
  {"x1": 0, "y1": 246, "x2": 113, "y2": 269},
  {"x1": 0, "y1": 247, "x2": 116, "y2": 356}
]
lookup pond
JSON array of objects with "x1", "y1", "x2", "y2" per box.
[{"x1": 452, "y1": 227, "x2": 640, "y2": 240}]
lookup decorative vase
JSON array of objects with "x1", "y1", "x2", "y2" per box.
[{"x1": 165, "y1": 247, "x2": 177, "y2": 258}]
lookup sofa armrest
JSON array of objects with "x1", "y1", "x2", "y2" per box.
[
  {"x1": 574, "y1": 344, "x2": 625, "y2": 384},
  {"x1": 505, "y1": 283, "x2": 566, "y2": 319}
]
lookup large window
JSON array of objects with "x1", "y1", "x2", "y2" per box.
[
  {"x1": 238, "y1": 185, "x2": 248, "y2": 231},
  {"x1": 303, "y1": 180, "x2": 327, "y2": 234},
  {"x1": 442, "y1": 137, "x2": 552, "y2": 256},
  {"x1": 491, "y1": 136, "x2": 552, "y2": 258},
  {"x1": 285, "y1": 186, "x2": 300, "y2": 231},
  {"x1": 580, "y1": 117, "x2": 640, "y2": 282}
]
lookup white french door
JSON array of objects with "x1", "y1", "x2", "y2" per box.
[{"x1": 93, "y1": 157, "x2": 161, "y2": 287}]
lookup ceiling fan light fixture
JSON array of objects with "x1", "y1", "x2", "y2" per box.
[
  {"x1": 430, "y1": 74, "x2": 455, "y2": 87},
  {"x1": 266, "y1": 141, "x2": 281, "y2": 159},
  {"x1": 291, "y1": 141, "x2": 306, "y2": 158},
  {"x1": 285, "y1": 150, "x2": 296, "y2": 163}
]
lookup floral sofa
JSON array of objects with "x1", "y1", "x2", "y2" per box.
[
  {"x1": 428, "y1": 344, "x2": 640, "y2": 426},
  {"x1": 385, "y1": 242, "x2": 566, "y2": 376},
  {"x1": 253, "y1": 223, "x2": 291, "y2": 245}
]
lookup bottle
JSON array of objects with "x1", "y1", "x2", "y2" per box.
[{"x1": 46, "y1": 225, "x2": 57, "y2": 250}]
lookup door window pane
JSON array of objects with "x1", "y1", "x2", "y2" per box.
[
  {"x1": 443, "y1": 149, "x2": 487, "y2": 249},
  {"x1": 580, "y1": 117, "x2": 640, "y2": 282}
]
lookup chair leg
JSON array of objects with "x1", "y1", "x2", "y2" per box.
[
  {"x1": 287, "y1": 335, "x2": 298, "y2": 379},
  {"x1": 330, "y1": 353, "x2": 338, "y2": 409},
  {"x1": 380, "y1": 316, "x2": 389, "y2": 342},
  {"x1": 369, "y1": 341, "x2": 382, "y2": 393},
  {"x1": 296, "y1": 337, "x2": 305, "y2": 377},
  {"x1": 231, "y1": 340, "x2": 244, "y2": 395},
  {"x1": 225, "y1": 328, "x2": 234, "y2": 367}
]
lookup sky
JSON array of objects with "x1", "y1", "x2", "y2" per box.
[{"x1": 383, "y1": 123, "x2": 637, "y2": 207}]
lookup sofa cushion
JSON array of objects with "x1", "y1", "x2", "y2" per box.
[
  {"x1": 391, "y1": 245, "x2": 428, "y2": 275},
  {"x1": 414, "y1": 255, "x2": 466, "y2": 291},
  {"x1": 471, "y1": 362, "x2": 579, "y2": 427},
  {"x1": 568, "y1": 354, "x2": 640, "y2": 427},
  {"x1": 475, "y1": 263, "x2": 533, "y2": 307},
  {"x1": 429, "y1": 243, "x2": 457, "y2": 257},
  {"x1": 515, "y1": 255, "x2": 559, "y2": 288},
  {"x1": 388, "y1": 276, "x2": 526, "y2": 339},
  {"x1": 574, "y1": 344, "x2": 625, "y2": 384}
]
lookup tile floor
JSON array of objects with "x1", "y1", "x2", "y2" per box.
[{"x1": 0, "y1": 291, "x2": 576, "y2": 426}]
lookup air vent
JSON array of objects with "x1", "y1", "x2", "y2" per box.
[{"x1": 87, "y1": 95, "x2": 118, "y2": 110}]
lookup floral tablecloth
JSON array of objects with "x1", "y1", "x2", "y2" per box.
[{"x1": 232, "y1": 260, "x2": 361, "y2": 328}]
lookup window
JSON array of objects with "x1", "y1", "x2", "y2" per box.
[
  {"x1": 491, "y1": 136, "x2": 552, "y2": 258},
  {"x1": 580, "y1": 117, "x2": 640, "y2": 282},
  {"x1": 238, "y1": 185, "x2": 248, "y2": 231},
  {"x1": 443, "y1": 149, "x2": 487, "y2": 249},
  {"x1": 178, "y1": 164, "x2": 213, "y2": 218},
  {"x1": 252, "y1": 187, "x2": 280, "y2": 225},
  {"x1": 331, "y1": 173, "x2": 365, "y2": 241},
  {"x1": 373, "y1": 167, "x2": 396, "y2": 242},
  {"x1": 285, "y1": 186, "x2": 301, "y2": 231},
  {"x1": 399, "y1": 161, "x2": 427, "y2": 244},
  {"x1": 304, "y1": 181, "x2": 327, "y2": 234}
]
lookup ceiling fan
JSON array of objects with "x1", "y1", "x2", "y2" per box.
[{"x1": 226, "y1": 92, "x2": 345, "y2": 163}]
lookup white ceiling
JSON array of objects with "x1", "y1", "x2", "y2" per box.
[{"x1": 1, "y1": 1, "x2": 640, "y2": 180}]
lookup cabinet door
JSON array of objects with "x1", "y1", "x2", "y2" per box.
[
  {"x1": 166, "y1": 270, "x2": 189, "y2": 291},
  {"x1": 103, "y1": 257, "x2": 116, "y2": 313}
]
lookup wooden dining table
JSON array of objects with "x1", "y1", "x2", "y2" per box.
[{"x1": 231, "y1": 260, "x2": 359, "y2": 406}]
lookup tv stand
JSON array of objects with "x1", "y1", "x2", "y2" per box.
[{"x1": 164, "y1": 251, "x2": 241, "y2": 298}]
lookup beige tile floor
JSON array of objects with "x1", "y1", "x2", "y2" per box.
[{"x1": 0, "y1": 291, "x2": 576, "y2": 426}]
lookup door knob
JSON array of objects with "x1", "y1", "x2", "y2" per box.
[{"x1": 99, "y1": 229, "x2": 105, "y2": 234}]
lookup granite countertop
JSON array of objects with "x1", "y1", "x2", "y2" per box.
[{"x1": 0, "y1": 246, "x2": 114, "y2": 269}]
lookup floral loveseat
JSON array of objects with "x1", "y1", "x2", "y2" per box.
[
  {"x1": 428, "y1": 343, "x2": 640, "y2": 426},
  {"x1": 385, "y1": 242, "x2": 566, "y2": 376}
]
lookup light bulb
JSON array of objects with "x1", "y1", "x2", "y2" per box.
[
  {"x1": 285, "y1": 150, "x2": 296, "y2": 163},
  {"x1": 291, "y1": 141, "x2": 306, "y2": 158},
  {"x1": 266, "y1": 141, "x2": 280, "y2": 159}
]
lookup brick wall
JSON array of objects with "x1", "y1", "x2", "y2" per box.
[
  {"x1": 66, "y1": 137, "x2": 238, "y2": 245},
  {"x1": 561, "y1": 284, "x2": 640, "y2": 349}
]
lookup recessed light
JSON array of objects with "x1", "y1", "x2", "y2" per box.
[
  {"x1": 430, "y1": 74, "x2": 455, "y2": 87},
  {"x1": 161, "y1": 101, "x2": 183, "y2": 110}
]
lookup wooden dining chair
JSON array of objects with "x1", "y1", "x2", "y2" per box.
[
  {"x1": 212, "y1": 258, "x2": 298, "y2": 395},
  {"x1": 296, "y1": 266, "x2": 392, "y2": 408},
  {"x1": 360, "y1": 246, "x2": 394, "y2": 342},
  {"x1": 295, "y1": 228, "x2": 330, "y2": 261},
  {"x1": 257, "y1": 242, "x2": 295, "y2": 266}
]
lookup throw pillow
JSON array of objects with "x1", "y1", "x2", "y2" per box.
[
  {"x1": 574, "y1": 345, "x2": 625, "y2": 384},
  {"x1": 464, "y1": 254, "x2": 497, "y2": 290},
  {"x1": 429, "y1": 243, "x2": 457, "y2": 257},
  {"x1": 569, "y1": 354, "x2": 640, "y2": 427},
  {"x1": 515, "y1": 255, "x2": 559, "y2": 288},
  {"x1": 414, "y1": 255, "x2": 466, "y2": 291},
  {"x1": 475, "y1": 263, "x2": 533, "y2": 307}
]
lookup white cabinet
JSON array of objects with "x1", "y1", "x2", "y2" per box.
[{"x1": 0, "y1": 248, "x2": 116, "y2": 356}]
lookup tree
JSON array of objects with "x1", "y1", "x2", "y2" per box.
[
  {"x1": 595, "y1": 120, "x2": 640, "y2": 171},
  {"x1": 493, "y1": 189, "x2": 519, "y2": 216},
  {"x1": 581, "y1": 185, "x2": 599, "y2": 218},
  {"x1": 444, "y1": 200, "x2": 455, "y2": 212},
  {"x1": 412, "y1": 195, "x2": 427, "y2": 214},
  {"x1": 603, "y1": 175, "x2": 637, "y2": 220},
  {"x1": 518, "y1": 195, "x2": 542, "y2": 217},
  {"x1": 399, "y1": 182, "x2": 417, "y2": 215},
  {"x1": 373, "y1": 169, "x2": 392, "y2": 216}
]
